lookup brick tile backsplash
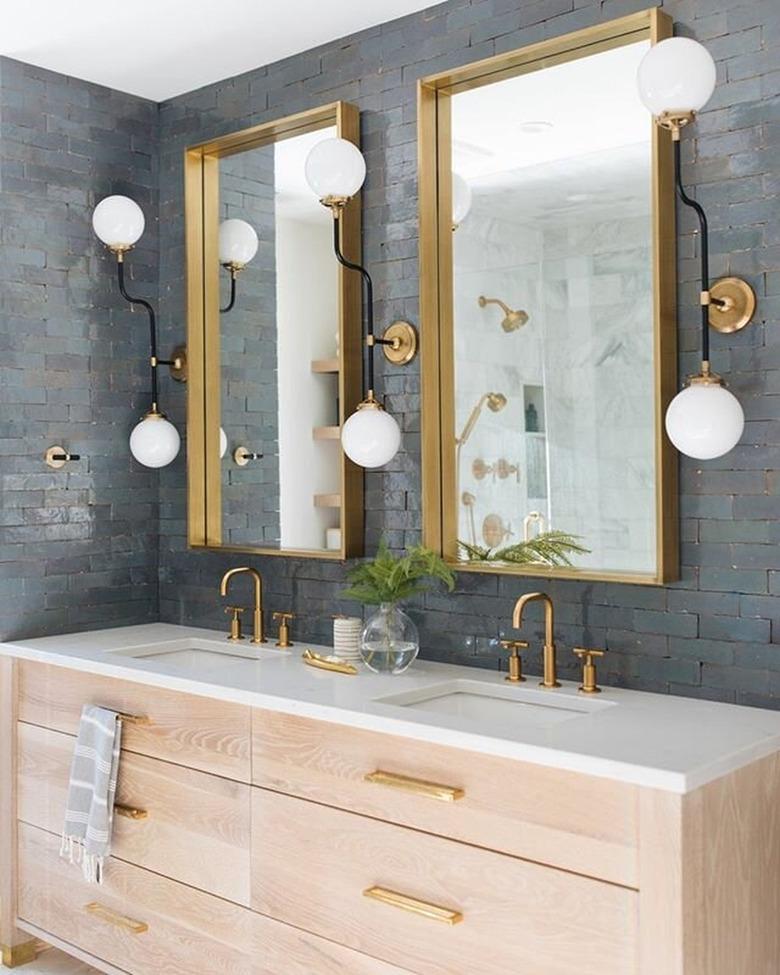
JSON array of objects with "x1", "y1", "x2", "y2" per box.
[{"x1": 2, "y1": 0, "x2": 779, "y2": 707}]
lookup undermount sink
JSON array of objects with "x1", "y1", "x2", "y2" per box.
[
  {"x1": 374, "y1": 679, "x2": 614, "y2": 730},
  {"x1": 105, "y1": 637, "x2": 288, "y2": 673}
]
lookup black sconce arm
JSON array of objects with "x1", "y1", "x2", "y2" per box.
[
  {"x1": 117, "y1": 260, "x2": 167, "y2": 408},
  {"x1": 220, "y1": 267, "x2": 238, "y2": 314},
  {"x1": 672, "y1": 139, "x2": 732, "y2": 366}
]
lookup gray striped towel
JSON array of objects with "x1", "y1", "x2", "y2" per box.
[{"x1": 60, "y1": 704, "x2": 123, "y2": 884}]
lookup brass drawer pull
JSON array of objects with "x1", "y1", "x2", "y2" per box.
[
  {"x1": 114, "y1": 803, "x2": 149, "y2": 821},
  {"x1": 117, "y1": 712, "x2": 151, "y2": 726},
  {"x1": 364, "y1": 770, "x2": 465, "y2": 802},
  {"x1": 363, "y1": 886, "x2": 463, "y2": 925},
  {"x1": 84, "y1": 902, "x2": 148, "y2": 934}
]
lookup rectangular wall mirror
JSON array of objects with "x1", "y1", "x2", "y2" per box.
[
  {"x1": 420, "y1": 9, "x2": 678, "y2": 584},
  {"x1": 186, "y1": 102, "x2": 363, "y2": 559}
]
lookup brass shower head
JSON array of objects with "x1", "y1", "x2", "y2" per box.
[
  {"x1": 478, "y1": 296, "x2": 529, "y2": 333},
  {"x1": 486, "y1": 392, "x2": 507, "y2": 412}
]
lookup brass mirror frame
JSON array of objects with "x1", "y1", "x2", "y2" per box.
[
  {"x1": 185, "y1": 101, "x2": 363, "y2": 559},
  {"x1": 418, "y1": 9, "x2": 679, "y2": 585}
]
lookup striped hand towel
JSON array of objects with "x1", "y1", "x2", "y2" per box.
[{"x1": 60, "y1": 705, "x2": 123, "y2": 884}]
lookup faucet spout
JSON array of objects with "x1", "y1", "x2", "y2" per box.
[
  {"x1": 511, "y1": 591, "x2": 560, "y2": 688},
  {"x1": 220, "y1": 567, "x2": 265, "y2": 644}
]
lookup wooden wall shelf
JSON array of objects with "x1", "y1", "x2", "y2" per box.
[{"x1": 311, "y1": 358, "x2": 340, "y2": 374}]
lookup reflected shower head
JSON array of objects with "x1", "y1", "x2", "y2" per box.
[
  {"x1": 457, "y1": 391, "x2": 507, "y2": 447},
  {"x1": 486, "y1": 392, "x2": 507, "y2": 412},
  {"x1": 478, "y1": 296, "x2": 529, "y2": 333}
]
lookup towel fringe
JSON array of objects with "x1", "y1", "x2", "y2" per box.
[{"x1": 60, "y1": 833, "x2": 104, "y2": 884}]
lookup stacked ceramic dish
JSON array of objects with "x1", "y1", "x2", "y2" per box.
[{"x1": 332, "y1": 616, "x2": 363, "y2": 662}]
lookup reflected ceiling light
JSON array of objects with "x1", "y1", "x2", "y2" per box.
[
  {"x1": 218, "y1": 218, "x2": 259, "y2": 313},
  {"x1": 93, "y1": 195, "x2": 185, "y2": 468},
  {"x1": 452, "y1": 172, "x2": 472, "y2": 230},
  {"x1": 637, "y1": 37, "x2": 756, "y2": 460},
  {"x1": 304, "y1": 137, "x2": 417, "y2": 469},
  {"x1": 517, "y1": 120, "x2": 554, "y2": 135}
]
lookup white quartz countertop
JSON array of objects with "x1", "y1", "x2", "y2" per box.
[{"x1": 2, "y1": 622, "x2": 780, "y2": 794}]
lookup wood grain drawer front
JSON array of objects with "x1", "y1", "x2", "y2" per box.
[
  {"x1": 18, "y1": 822, "x2": 252, "y2": 975},
  {"x1": 251, "y1": 709, "x2": 638, "y2": 886},
  {"x1": 252, "y1": 790, "x2": 638, "y2": 975},
  {"x1": 252, "y1": 914, "x2": 415, "y2": 975},
  {"x1": 18, "y1": 661, "x2": 251, "y2": 781},
  {"x1": 17, "y1": 722, "x2": 251, "y2": 905}
]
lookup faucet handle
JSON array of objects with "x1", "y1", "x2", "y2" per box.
[
  {"x1": 499, "y1": 639, "x2": 529, "y2": 683},
  {"x1": 573, "y1": 647, "x2": 605, "y2": 694},
  {"x1": 273, "y1": 611, "x2": 294, "y2": 648},
  {"x1": 225, "y1": 605, "x2": 245, "y2": 642}
]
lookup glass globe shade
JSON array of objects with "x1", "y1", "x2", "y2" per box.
[
  {"x1": 129, "y1": 414, "x2": 181, "y2": 468},
  {"x1": 341, "y1": 405, "x2": 401, "y2": 468},
  {"x1": 637, "y1": 37, "x2": 717, "y2": 115},
  {"x1": 92, "y1": 195, "x2": 145, "y2": 248},
  {"x1": 219, "y1": 219, "x2": 258, "y2": 267},
  {"x1": 219, "y1": 427, "x2": 228, "y2": 459},
  {"x1": 665, "y1": 382, "x2": 744, "y2": 460},
  {"x1": 304, "y1": 138, "x2": 366, "y2": 200},
  {"x1": 452, "y1": 173, "x2": 472, "y2": 227}
]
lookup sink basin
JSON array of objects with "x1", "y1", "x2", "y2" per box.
[
  {"x1": 375, "y1": 679, "x2": 614, "y2": 730},
  {"x1": 105, "y1": 637, "x2": 288, "y2": 674}
]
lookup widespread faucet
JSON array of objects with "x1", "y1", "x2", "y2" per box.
[
  {"x1": 512, "y1": 591, "x2": 560, "y2": 688},
  {"x1": 220, "y1": 567, "x2": 266, "y2": 644}
]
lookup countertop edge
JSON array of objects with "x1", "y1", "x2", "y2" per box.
[{"x1": 4, "y1": 637, "x2": 776, "y2": 795}]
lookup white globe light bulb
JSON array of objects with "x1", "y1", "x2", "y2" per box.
[
  {"x1": 341, "y1": 404, "x2": 401, "y2": 468},
  {"x1": 304, "y1": 138, "x2": 366, "y2": 201},
  {"x1": 92, "y1": 195, "x2": 145, "y2": 248},
  {"x1": 219, "y1": 427, "x2": 228, "y2": 459},
  {"x1": 129, "y1": 414, "x2": 181, "y2": 468},
  {"x1": 219, "y1": 219, "x2": 259, "y2": 267},
  {"x1": 665, "y1": 382, "x2": 744, "y2": 460},
  {"x1": 452, "y1": 173, "x2": 472, "y2": 228},
  {"x1": 637, "y1": 37, "x2": 717, "y2": 116}
]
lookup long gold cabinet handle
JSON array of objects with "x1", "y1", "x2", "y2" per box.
[
  {"x1": 117, "y1": 712, "x2": 151, "y2": 726},
  {"x1": 84, "y1": 902, "x2": 148, "y2": 934},
  {"x1": 363, "y1": 886, "x2": 463, "y2": 925},
  {"x1": 114, "y1": 803, "x2": 149, "y2": 821},
  {"x1": 364, "y1": 769, "x2": 465, "y2": 802}
]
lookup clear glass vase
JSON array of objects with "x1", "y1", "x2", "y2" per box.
[{"x1": 359, "y1": 602, "x2": 419, "y2": 675}]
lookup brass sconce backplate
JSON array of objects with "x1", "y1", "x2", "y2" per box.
[
  {"x1": 708, "y1": 277, "x2": 756, "y2": 334},
  {"x1": 381, "y1": 321, "x2": 418, "y2": 365},
  {"x1": 169, "y1": 344, "x2": 188, "y2": 382}
]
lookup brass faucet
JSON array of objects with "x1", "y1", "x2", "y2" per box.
[
  {"x1": 512, "y1": 592, "x2": 560, "y2": 688},
  {"x1": 220, "y1": 567, "x2": 266, "y2": 644}
]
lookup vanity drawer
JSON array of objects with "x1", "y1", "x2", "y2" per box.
[
  {"x1": 17, "y1": 822, "x2": 252, "y2": 975},
  {"x1": 17, "y1": 722, "x2": 251, "y2": 905},
  {"x1": 18, "y1": 661, "x2": 251, "y2": 781},
  {"x1": 251, "y1": 709, "x2": 638, "y2": 886},
  {"x1": 252, "y1": 789, "x2": 638, "y2": 975},
  {"x1": 252, "y1": 914, "x2": 416, "y2": 975}
]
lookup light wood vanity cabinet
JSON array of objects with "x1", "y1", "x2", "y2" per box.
[{"x1": 3, "y1": 660, "x2": 780, "y2": 975}]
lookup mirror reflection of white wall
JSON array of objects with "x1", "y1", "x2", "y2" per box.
[
  {"x1": 275, "y1": 126, "x2": 340, "y2": 551},
  {"x1": 218, "y1": 125, "x2": 340, "y2": 552},
  {"x1": 451, "y1": 41, "x2": 656, "y2": 574}
]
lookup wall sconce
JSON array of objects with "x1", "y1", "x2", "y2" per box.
[
  {"x1": 478, "y1": 295, "x2": 529, "y2": 332},
  {"x1": 218, "y1": 219, "x2": 259, "y2": 313},
  {"x1": 637, "y1": 37, "x2": 756, "y2": 460},
  {"x1": 92, "y1": 195, "x2": 185, "y2": 468},
  {"x1": 304, "y1": 138, "x2": 418, "y2": 469}
]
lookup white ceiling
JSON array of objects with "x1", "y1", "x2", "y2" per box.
[{"x1": 0, "y1": 0, "x2": 436, "y2": 101}]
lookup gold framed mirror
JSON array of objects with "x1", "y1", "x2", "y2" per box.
[
  {"x1": 419, "y1": 9, "x2": 678, "y2": 584},
  {"x1": 185, "y1": 101, "x2": 363, "y2": 559}
]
